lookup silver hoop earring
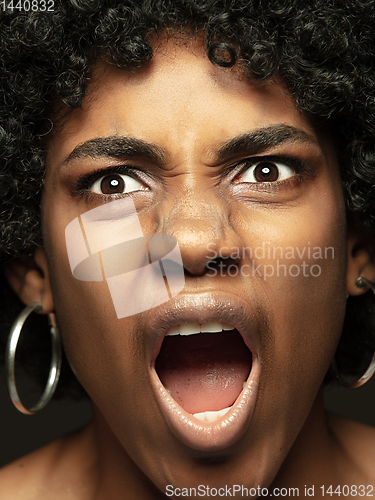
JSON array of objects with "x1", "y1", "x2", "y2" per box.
[
  {"x1": 5, "y1": 302, "x2": 62, "y2": 414},
  {"x1": 331, "y1": 277, "x2": 375, "y2": 388}
]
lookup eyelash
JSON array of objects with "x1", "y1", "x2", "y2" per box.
[
  {"x1": 233, "y1": 155, "x2": 308, "y2": 190},
  {"x1": 74, "y1": 165, "x2": 149, "y2": 202}
]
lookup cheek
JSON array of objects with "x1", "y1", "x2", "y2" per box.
[
  {"x1": 232, "y1": 182, "x2": 347, "y2": 436},
  {"x1": 264, "y1": 186, "x2": 347, "y2": 368},
  {"x1": 42, "y1": 200, "x2": 144, "y2": 395}
]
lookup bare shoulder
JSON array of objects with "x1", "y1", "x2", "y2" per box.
[
  {"x1": 0, "y1": 425, "x2": 98, "y2": 500},
  {"x1": 327, "y1": 412, "x2": 375, "y2": 482}
]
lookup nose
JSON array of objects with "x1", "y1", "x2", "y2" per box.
[{"x1": 156, "y1": 192, "x2": 244, "y2": 276}]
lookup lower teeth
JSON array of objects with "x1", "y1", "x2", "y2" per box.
[{"x1": 193, "y1": 406, "x2": 231, "y2": 422}]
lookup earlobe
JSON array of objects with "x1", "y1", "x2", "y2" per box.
[
  {"x1": 3, "y1": 247, "x2": 54, "y2": 314},
  {"x1": 346, "y1": 223, "x2": 375, "y2": 296}
]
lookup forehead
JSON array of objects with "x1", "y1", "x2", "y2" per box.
[{"x1": 48, "y1": 38, "x2": 321, "y2": 166}]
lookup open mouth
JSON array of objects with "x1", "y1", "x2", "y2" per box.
[
  {"x1": 155, "y1": 323, "x2": 252, "y2": 422},
  {"x1": 147, "y1": 293, "x2": 261, "y2": 452}
]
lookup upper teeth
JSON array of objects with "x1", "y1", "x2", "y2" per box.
[{"x1": 166, "y1": 322, "x2": 234, "y2": 336}]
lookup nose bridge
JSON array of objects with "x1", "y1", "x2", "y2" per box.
[{"x1": 162, "y1": 187, "x2": 224, "y2": 235}]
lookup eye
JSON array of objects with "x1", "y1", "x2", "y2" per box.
[
  {"x1": 237, "y1": 160, "x2": 295, "y2": 183},
  {"x1": 90, "y1": 173, "x2": 146, "y2": 195}
]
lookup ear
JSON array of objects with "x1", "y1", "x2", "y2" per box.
[
  {"x1": 3, "y1": 247, "x2": 54, "y2": 314},
  {"x1": 347, "y1": 221, "x2": 375, "y2": 296}
]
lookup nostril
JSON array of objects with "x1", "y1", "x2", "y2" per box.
[{"x1": 182, "y1": 257, "x2": 238, "y2": 278}]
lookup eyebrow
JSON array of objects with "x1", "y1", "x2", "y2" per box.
[
  {"x1": 59, "y1": 125, "x2": 317, "y2": 169},
  {"x1": 60, "y1": 136, "x2": 168, "y2": 167},
  {"x1": 214, "y1": 125, "x2": 318, "y2": 163}
]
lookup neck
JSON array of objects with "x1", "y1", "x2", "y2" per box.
[
  {"x1": 89, "y1": 405, "x2": 166, "y2": 500},
  {"x1": 270, "y1": 388, "x2": 356, "y2": 495}
]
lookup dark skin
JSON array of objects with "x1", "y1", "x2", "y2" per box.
[{"x1": 1, "y1": 38, "x2": 375, "y2": 499}]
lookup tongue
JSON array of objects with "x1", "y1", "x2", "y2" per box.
[{"x1": 155, "y1": 330, "x2": 252, "y2": 414}]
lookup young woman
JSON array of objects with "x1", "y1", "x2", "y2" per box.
[{"x1": 1, "y1": 1, "x2": 375, "y2": 498}]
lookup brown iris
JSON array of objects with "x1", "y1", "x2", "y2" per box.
[
  {"x1": 253, "y1": 162, "x2": 279, "y2": 182},
  {"x1": 100, "y1": 174, "x2": 125, "y2": 194}
]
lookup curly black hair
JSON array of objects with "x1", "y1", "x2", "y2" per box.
[{"x1": 1, "y1": 0, "x2": 375, "y2": 397}]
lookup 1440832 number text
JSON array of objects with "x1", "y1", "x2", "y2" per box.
[
  {"x1": 1, "y1": 0, "x2": 54, "y2": 11},
  {"x1": 320, "y1": 485, "x2": 374, "y2": 497}
]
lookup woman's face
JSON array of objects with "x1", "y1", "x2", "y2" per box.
[{"x1": 43, "y1": 39, "x2": 347, "y2": 493}]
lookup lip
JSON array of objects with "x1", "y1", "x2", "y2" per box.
[{"x1": 146, "y1": 292, "x2": 261, "y2": 452}]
